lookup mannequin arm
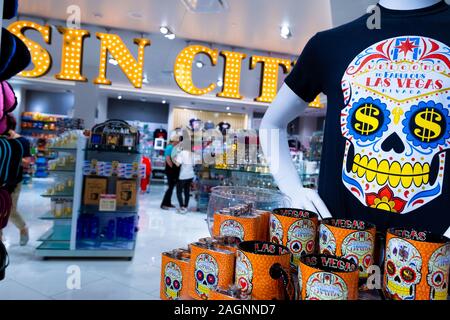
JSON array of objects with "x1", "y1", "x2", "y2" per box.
[{"x1": 259, "y1": 84, "x2": 332, "y2": 219}]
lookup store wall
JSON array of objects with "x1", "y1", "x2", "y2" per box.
[
  {"x1": 107, "y1": 98, "x2": 169, "y2": 124},
  {"x1": 172, "y1": 108, "x2": 247, "y2": 130},
  {"x1": 25, "y1": 89, "x2": 74, "y2": 116}
]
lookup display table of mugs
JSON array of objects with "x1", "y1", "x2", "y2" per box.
[{"x1": 160, "y1": 187, "x2": 450, "y2": 301}]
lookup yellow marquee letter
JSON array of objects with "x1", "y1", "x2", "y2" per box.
[
  {"x1": 217, "y1": 51, "x2": 246, "y2": 100},
  {"x1": 55, "y1": 27, "x2": 90, "y2": 81},
  {"x1": 251, "y1": 56, "x2": 292, "y2": 103},
  {"x1": 94, "y1": 33, "x2": 150, "y2": 88},
  {"x1": 174, "y1": 45, "x2": 219, "y2": 96},
  {"x1": 7, "y1": 21, "x2": 52, "y2": 78}
]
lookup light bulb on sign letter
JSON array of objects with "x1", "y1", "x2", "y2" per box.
[
  {"x1": 7, "y1": 21, "x2": 52, "y2": 78},
  {"x1": 94, "y1": 33, "x2": 150, "y2": 88}
]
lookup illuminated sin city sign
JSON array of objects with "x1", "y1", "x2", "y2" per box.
[{"x1": 8, "y1": 21, "x2": 323, "y2": 106}]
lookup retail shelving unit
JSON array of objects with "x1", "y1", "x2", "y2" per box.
[
  {"x1": 75, "y1": 148, "x2": 140, "y2": 259},
  {"x1": 36, "y1": 133, "x2": 86, "y2": 257},
  {"x1": 36, "y1": 135, "x2": 139, "y2": 259}
]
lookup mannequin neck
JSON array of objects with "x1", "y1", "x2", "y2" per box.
[{"x1": 379, "y1": 0, "x2": 442, "y2": 10}]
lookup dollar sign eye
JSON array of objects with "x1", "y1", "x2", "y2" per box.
[
  {"x1": 404, "y1": 101, "x2": 450, "y2": 149},
  {"x1": 348, "y1": 98, "x2": 390, "y2": 142},
  {"x1": 410, "y1": 107, "x2": 445, "y2": 144}
]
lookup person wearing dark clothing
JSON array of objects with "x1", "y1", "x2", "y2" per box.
[{"x1": 160, "y1": 134, "x2": 180, "y2": 210}]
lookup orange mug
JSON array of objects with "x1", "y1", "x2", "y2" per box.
[
  {"x1": 189, "y1": 242, "x2": 235, "y2": 300},
  {"x1": 319, "y1": 219, "x2": 376, "y2": 278},
  {"x1": 383, "y1": 228, "x2": 450, "y2": 300},
  {"x1": 270, "y1": 208, "x2": 319, "y2": 270},
  {"x1": 235, "y1": 241, "x2": 294, "y2": 300},
  {"x1": 160, "y1": 249, "x2": 191, "y2": 300},
  {"x1": 299, "y1": 254, "x2": 359, "y2": 300}
]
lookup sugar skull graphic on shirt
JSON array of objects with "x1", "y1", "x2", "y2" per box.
[{"x1": 341, "y1": 36, "x2": 450, "y2": 214}]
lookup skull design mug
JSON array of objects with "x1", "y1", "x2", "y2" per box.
[
  {"x1": 299, "y1": 254, "x2": 359, "y2": 300},
  {"x1": 236, "y1": 241, "x2": 294, "y2": 300},
  {"x1": 270, "y1": 208, "x2": 319, "y2": 271},
  {"x1": 319, "y1": 219, "x2": 376, "y2": 278},
  {"x1": 384, "y1": 228, "x2": 450, "y2": 300}
]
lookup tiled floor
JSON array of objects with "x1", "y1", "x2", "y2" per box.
[{"x1": 0, "y1": 179, "x2": 209, "y2": 300}]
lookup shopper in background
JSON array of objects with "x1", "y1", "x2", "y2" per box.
[
  {"x1": 160, "y1": 133, "x2": 180, "y2": 210},
  {"x1": 174, "y1": 147, "x2": 195, "y2": 214},
  {"x1": 0, "y1": 115, "x2": 31, "y2": 246}
]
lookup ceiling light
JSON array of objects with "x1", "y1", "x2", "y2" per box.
[
  {"x1": 280, "y1": 25, "x2": 292, "y2": 39},
  {"x1": 227, "y1": 113, "x2": 232, "y2": 116},
  {"x1": 217, "y1": 79, "x2": 224, "y2": 87},
  {"x1": 226, "y1": 106, "x2": 230, "y2": 111},
  {"x1": 109, "y1": 56, "x2": 118, "y2": 66},
  {"x1": 165, "y1": 33, "x2": 176, "y2": 40},
  {"x1": 162, "y1": 100, "x2": 167, "y2": 104},
  {"x1": 118, "y1": 95, "x2": 122, "y2": 100},
  {"x1": 181, "y1": 0, "x2": 229, "y2": 13},
  {"x1": 143, "y1": 74, "x2": 149, "y2": 84},
  {"x1": 160, "y1": 26, "x2": 169, "y2": 35},
  {"x1": 196, "y1": 61, "x2": 205, "y2": 68}
]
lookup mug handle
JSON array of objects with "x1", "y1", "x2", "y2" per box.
[{"x1": 269, "y1": 263, "x2": 294, "y2": 301}]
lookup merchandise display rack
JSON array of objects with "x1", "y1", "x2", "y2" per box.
[
  {"x1": 36, "y1": 133, "x2": 86, "y2": 257},
  {"x1": 77, "y1": 149, "x2": 140, "y2": 259},
  {"x1": 36, "y1": 136, "x2": 140, "y2": 259}
]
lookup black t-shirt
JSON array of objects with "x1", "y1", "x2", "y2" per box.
[{"x1": 285, "y1": 1, "x2": 450, "y2": 235}]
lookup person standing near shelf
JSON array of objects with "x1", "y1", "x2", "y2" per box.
[
  {"x1": 160, "y1": 133, "x2": 181, "y2": 210},
  {"x1": 0, "y1": 115, "x2": 31, "y2": 246},
  {"x1": 174, "y1": 147, "x2": 195, "y2": 214}
]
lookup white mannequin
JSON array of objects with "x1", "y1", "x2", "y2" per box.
[{"x1": 260, "y1": 0, "x2": 450, "y2": 238}]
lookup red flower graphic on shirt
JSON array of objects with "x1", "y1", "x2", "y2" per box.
[{"x1": 366, "y1": 186, "x2": 407, "y2": 213}]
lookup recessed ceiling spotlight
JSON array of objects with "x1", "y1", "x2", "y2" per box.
[
  {"x1": 226, "y1": 106, "x2": 230, "y2": 111},
  {"x1": 280, "y1": 25, "x2": 292, "y2": 39},
  {"x1": 165, "y1": 33, "x2": 176, "y2": 40},
  {"x1": 217, "y1": 79, "x2": 224, "y2": 87},
  {"x1": 160, "y1": 26, "x2": 169, "y2": 35},
  {"x1": 118, "y1": 95, "x2": 123, "y2": 100},
  {"x1": 162, "y1": 100, "x2": 167, "y2": 104},
  {"x1": 143, "y1": 73, "x2": 149, "y2": 84},
  {"x1": 108, "y1": 56, "x2": 118, "y2": 66},
  {"x1": 227, "y1": 113, "x2": 232, "y2": 116},
  {"x1": 196, "y1": 61, "x2": 205, "y2": 69}
]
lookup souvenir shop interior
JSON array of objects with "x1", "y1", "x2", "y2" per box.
[{"x1": 0, "y1": 0, "x2": 449, "y2": 302}]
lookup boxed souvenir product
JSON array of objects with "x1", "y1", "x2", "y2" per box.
[
  {"x1": 299, "y1": 254, "x2": 359, "y2": 300},
  {"x1": 383, "y1": 228, "x2": 450, "y2": 301},
  {"x1": 270, "y1": 208, "x2": 319, "y2": 270},
  {"x1": 319, "y1": 219, "x2": 376, "y2": 279},
  {"x1": 188, "y1": 242, "x2": 235, "y2": 300},
  {"x1": 160, "y1": 249, "x2": 191, "y2": 300},
  {"x1": 83, "y1": 177, "x2": 108, "y2": 206},
  {"x1": 212, "y1": 204, "x2": 262, "y2": 242},
  {"x1": 116, "y1": 180, "x2": 137, "y2": 207},
  {"x1": 209, "y1": 285, "x2": 245, "y2": 300}
]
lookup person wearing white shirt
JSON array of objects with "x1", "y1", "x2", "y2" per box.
[{"x1": 174, "y1": 149, "x2": 195, "y2": 213}]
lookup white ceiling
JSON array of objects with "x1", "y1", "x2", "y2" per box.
[{"x1": 16, "y1": 0, "x2": 376, "y2": 55}]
